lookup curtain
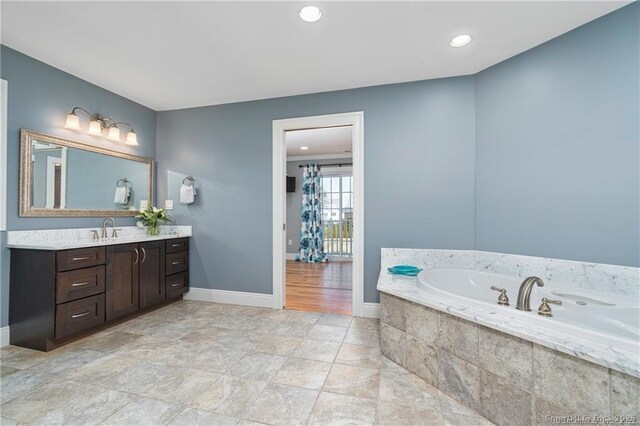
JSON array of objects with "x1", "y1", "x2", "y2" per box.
[{"x1": 296, "y1": 164, "x2": 328, "y2": 263}]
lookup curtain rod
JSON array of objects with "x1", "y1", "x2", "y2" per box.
[{"x1": 298, "y1": 162, "x2": 353, "y2": 168}]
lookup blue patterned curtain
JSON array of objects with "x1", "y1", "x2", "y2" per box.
[{"x1": 296, "y1": 164, "x2": 328, "y2": 263}]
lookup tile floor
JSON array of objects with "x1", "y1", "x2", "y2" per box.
[{"x1": 0, "y1": 301, "x2": 493, "y2": 425}]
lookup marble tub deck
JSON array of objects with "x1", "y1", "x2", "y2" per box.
[{"x1": 0, "y1": 300, "x2": 492, "y2": 425}]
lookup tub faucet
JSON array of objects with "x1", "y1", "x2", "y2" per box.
[{"x1": 516, "y1": 276, "x2": 544, "y2": 311}]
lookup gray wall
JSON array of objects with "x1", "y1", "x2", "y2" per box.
[
  {"x1": 475, "y1": 3, "x2": 639, "y2": 267},
  {"x1": 0, "y1": 45, "x2": 157, "y2": 327},
  {"x1": 285, "y1": 158, "x2": 352, "y2": 254},
  {"x1": 157, "y1": 77, "x2": 478, "y2": 303}
]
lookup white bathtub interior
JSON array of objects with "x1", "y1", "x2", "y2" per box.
[{"x1": 416, "y1": 268, "x2": 639, "y2": 350}]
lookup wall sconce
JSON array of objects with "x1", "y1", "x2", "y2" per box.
[{"x1": 64, "y1": 107, "x2": 138, "y2": 146}]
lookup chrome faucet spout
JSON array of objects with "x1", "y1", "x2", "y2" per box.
[{"x1": 516, "y1": 276, "x2": 544, "y2": 311}]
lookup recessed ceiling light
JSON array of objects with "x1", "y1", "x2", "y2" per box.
[
  {"x1": 450, "y1": 34, "x2": 472, "y2": 48},
  {"x1": 299, "y1": 6, "x2": 322, "y2": 23},
  {"x1": 300, "y1": 146, "x2": 309, "y2": 150}
]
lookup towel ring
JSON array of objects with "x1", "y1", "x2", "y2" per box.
[
  {"x1": 116, "y1": 178, "x2": 130, "y2": 188},
  {"x1": 182, "y1": 176, "x2": 195, "y2": 186}
]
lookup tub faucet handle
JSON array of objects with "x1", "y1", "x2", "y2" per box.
[
  {"x1": 538, "y1": 297, "x2": 563, "y2": 317},
  {"x1": 490, "y1": 286, "x2": 510, "y2": 306}
]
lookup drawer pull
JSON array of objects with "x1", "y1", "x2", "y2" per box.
[
  {"x1": 71, "y1": 281, "x2": 92, "y2": 287},
  {"x1": 71, "y1": 311, "x2": 91, "y2": 319},
  {"x1": 172, "y1": 261, "x2": 182, "y2": 265},
  {"x1": 72, "y1": 256, "x2": 92, "y2": 261},
  {"x1": 171, "y1": 281, "x2": 184, "y2": 287},
  {"x1": 172, "y1": 243, "x2": 182, "y2": 247}
]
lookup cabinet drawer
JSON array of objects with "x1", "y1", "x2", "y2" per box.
[
  {"x1": 166, "y1": 272, "x2": 188, "y2": 299},
  {"x1": 166, "y1": 251, "x2": 189, "y2": 275},
  {"x1": 55, "y1": 294, "x2": 105, "y2": 339},
  {"x1": 166, "y1": 238, "x2": 188, "y2": 254},
  {"x1": 56, "y1": 266, "x2": 105, "y2": 304},
  {"x1": 57, "y1": 247, "x2": 105, "y2": 272}
]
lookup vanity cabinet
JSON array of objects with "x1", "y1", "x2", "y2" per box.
[
  {"x1": 106, "y1": 243, "x2": 140, "y2": 321},
  {"x1": 9, "y1": 237, "x2": 189, "y2": 351},
  {"x1": 139, "y1": 241, "x2": 166, "y2": 309},
  {"x1": 165, "y1": 238, "x2": 189, "y2": 299}
]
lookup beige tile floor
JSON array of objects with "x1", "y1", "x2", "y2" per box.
[{"x1": 0, "y1": 301, "x2": 493, "y2": 425}]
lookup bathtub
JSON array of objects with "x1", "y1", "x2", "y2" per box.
[
  {"x1": 378, "y1": 248, "x2": 640, "y2": 423},
  {"x1": 416, "y1": 268, "x2": 639, "y2": 354}
]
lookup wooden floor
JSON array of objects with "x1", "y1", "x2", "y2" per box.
[{"x1": 285, "y1": 260, "x2": 352, "y2": 315}]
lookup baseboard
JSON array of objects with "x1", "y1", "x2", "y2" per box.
[
  {"x1": 184, "y1": 287, "x2": 275, "y2": 309},
  {"x1": 362, "y1": 302, "x2": 381, "y2": 318},
  {"x1": 285, "y1": 253, "x2": 297, "y2": 260},
  {"x1": 1, "y1": 325, "x2": 10, "y2": 347}
]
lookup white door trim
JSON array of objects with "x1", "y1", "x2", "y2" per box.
[
  {"x1": 0, "y1": 79, "x2": 7, "y2": 231},
  {"x1": 272, "y1": 112, "x2": 365, "y2": 316}
]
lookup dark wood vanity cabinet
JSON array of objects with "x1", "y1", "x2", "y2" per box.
[
  {"x1": 139, "y1": 241, "x2": 166, "y2": 309},
  {"x1": 9, "y1": 237, "x2": 189, "y2": 351},
  {"x1": 165, "y1": 238, "x2": 189, "y2": 299},
  {"x1": 106, "y1": 243, "x2": 140, "y2": 321}
]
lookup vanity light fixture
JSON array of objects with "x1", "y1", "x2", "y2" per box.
[
  {"x1": 300, "y1": 146, "x2": 309, "y2": 150},
  {"x1": 450, "y1": 34, "x2": 472, "y2": 47},
  {"x1": 299, "y1": 5, "x2": 322, "y2": 23},
  {"x1": 64, "y1": 107, "x2": 139, "y2": 146}
]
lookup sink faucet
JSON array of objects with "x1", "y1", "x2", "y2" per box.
[
  {"x1": 516, "y1": 276, "x2": 544, "y2": 311},
  {"x1": 101, "y1": 217, "x2": 116, "y2": 238}
]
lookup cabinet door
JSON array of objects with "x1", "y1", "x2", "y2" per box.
[
  {"x1": 139, "y1": 240, "x2": 166, "y2": 309},
  {"x1": 106, "y1": 243, "x2": 139, "y2": 321}
]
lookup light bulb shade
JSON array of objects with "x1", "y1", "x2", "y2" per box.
[
  {"x1": 64, "y1": 113, "x2": 81, "y2": 130},
  {"x1": 107, "y1": 126, "x2": 121, "y2": 141},
  {"x1": 299, "y1": 5, "x2": 322, "y2": 22},
  {"x1": 88, "y1": 120, "x2": 103, "y2": 136},
  {"x1": 450, "y1": 34, "x2": 472, "y2": 47},
  {"x1": 125, "y1": 130, "x2": 138, "y2": 146}
]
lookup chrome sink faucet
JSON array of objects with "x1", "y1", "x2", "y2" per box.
[
  {"x1": 516, "y1": 276, "x2": 544, "y2": 311},
  {"x1": 101, "y1": 217, "x2": 116, "y2": 238}
]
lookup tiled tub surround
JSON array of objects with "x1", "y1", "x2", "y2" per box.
[
  {"x1": 377, "y1": 249, "x2": 640, "y2": 425},
  {"x1": 6, "y1": 225, "x2": 192, "y2": 250}
]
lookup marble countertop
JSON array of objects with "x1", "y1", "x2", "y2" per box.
[
  {"x1": 6, "y1": 226, "x2": 192, "y2": 250},
  {"x1": 377, "y1": 271, "x2": 640, "y2": 378}
]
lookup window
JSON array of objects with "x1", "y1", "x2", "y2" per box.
[{"x1": 321, "y1": 173, "x2": 353, "y2": 257}]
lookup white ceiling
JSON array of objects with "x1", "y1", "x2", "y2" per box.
[
  {"x1": 286, "y1": 126, "x2": 352, "y2": 157},
  {"x1": 1, "y1": 1, "x2": 630, "y2": 111}
]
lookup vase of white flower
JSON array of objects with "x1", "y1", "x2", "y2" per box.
[{"x1": 135, "y1": 207, "x2": 171, "y2": 235}]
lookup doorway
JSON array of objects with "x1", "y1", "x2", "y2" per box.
[
  {"x1": 285, "y1": 127, "x2": 353, "y2": 314},
  {"x1": 272, "y1": 112, "x2": 364, "y2": 316}
]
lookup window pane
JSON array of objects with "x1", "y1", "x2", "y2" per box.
[
  {"x1": 342, "y1": 193, "x2": 352, "y2": 209},
  {"x1": 331, "y1": 194, "x2": 340, "y2": 209},
  {"x1": 321, "y1": 177, "x2": 331, "y2": 194},
  {"x1": 342, "y1": 176, "x2": 352, "y2": 192},
  {"x1": 331, "y1": 177, "x2": 340, "y2": 191}
]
